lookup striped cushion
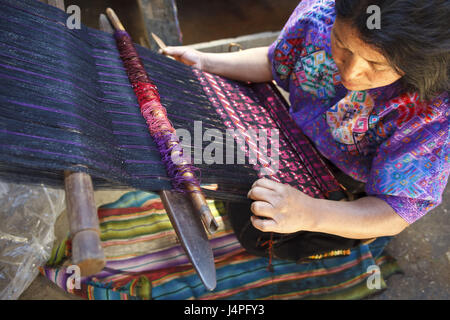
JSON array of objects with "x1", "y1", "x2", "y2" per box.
[{"x1": 42, "y1": 191, "x2": 399, "y2": 300}]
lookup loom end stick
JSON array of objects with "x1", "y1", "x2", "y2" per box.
[
  {"x1": 151, "y1": 32, "x2": 176, "y2": 60},
  {"x1": 160, "y1": 190, "x2": 217, "y2": 291},
  {"x1": 64, "y1": 171, "x2": 105, "y2": 276},
  {"x1": 151, "y1": 32, "x2": 166, "y2": 49},
  {"x1": 106, "y1": 8, "x2": 125, "y2": 31},
  {"x1": 44, "y1": 0, "x2": 105, "y2": 278}
]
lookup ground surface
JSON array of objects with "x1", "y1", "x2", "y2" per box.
[{"x1": 372, "y1": 184, "x2": 450, "y2": 300}]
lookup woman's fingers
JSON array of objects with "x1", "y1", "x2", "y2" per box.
[
  {"x1": 247, "y1": 180, "x2": 308, "y2": 234},
  {"x1": 248, "y1": 180, "x2": 283, "y2": 219},
  {"x1": 250, "y1": 201, "x2": 274, "y2": 218},
  {"x1": 250, "y1": 215, "x2": 277, "y2": 232},
  {"x1": 247, "y1": 186, "x2": 278, "y2": 203},
  {"x1": 159, "y1": 46, "x2": 186, "y2": 63},
  {"x1": 251, "y1": 178, "x2": 284, "y2": 192},
  {"x1": 159, "y1": 46, "x2": 201, "y2": 68}
]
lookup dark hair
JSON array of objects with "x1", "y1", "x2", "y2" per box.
[{"x1": 335, "y1": 0, "x2": 449, "y2": 101}]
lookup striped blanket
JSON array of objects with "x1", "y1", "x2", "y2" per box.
[{"x1": 42, "y1": 191, "x2": 400, "y2": 300}]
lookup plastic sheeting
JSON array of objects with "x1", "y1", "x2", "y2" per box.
[{"x1": 0, "y1": 181, "x2": 65, "y2": 299}]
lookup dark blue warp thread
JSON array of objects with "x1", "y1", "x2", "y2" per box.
[{"x1": 0, "y1": 0, "x2": 259, "y2": 197}]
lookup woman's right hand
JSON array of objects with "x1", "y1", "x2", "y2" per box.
[{"x1": 159, "y1": 46, "x2": 205, "y2": 70}]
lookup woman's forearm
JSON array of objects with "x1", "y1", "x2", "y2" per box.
[
  {"x1": 249, "y1": 179, "x2": 409, "y2": 239},
  {"x1": 307, "y1": 196, "x2": 409, "y2": 239},
  {"x1": 201, "y1": 47, "x2": 273, "y2": 83}
]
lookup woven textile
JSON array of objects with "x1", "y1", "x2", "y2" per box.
[{"x1": 0, "y1": 0, "x2": 347, "y2": 203}]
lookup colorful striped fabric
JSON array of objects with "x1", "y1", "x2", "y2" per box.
[{"x1": 42, "y1": 191, "x2": 400, "y2": 300}]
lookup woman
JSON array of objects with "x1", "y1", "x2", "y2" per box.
[{"x1": 161, "y1": 0, "x2": 449, "y2": 259}]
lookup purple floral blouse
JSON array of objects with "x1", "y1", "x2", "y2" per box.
[{"x1": 268, "y1": 0, "x2": 449, "y2": 224}]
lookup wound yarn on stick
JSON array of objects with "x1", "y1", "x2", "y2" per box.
[{"x1": 113, "y1": 30, "x2": 200, "y2": 193}]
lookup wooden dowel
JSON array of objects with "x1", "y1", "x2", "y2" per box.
[
  {"x1": 64, "y1": 171, "x2": 105, "y2": 276},
  {"x1": 106, "y1": 8, "x2": 125, "y2": 31},
  {"x1": 151, "y1": 32, "x2": 175, "y2": 60},
  {"x1": 151, "y1": 32, "x2": 166, "y2": 49}
]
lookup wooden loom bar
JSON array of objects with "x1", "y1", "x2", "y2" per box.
[
  {"x1": 40, "y1": 0, "x2": 106, "y2": 276},
  {"x1": 64, "y1": 170, "x2": 105, "y2": 276}
]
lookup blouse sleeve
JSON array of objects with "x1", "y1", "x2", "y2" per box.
[
  {"x1": 365, "y1": 95, "x2": 449, "y2": 224},
  {"x1": 268, "y1": 0, "x2": 332, "y2": 92}
]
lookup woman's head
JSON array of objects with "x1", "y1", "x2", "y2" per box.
[{"x1": 332, "y1": 0, "x2": 449, "y2": 101}]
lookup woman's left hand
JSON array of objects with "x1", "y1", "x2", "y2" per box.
[{"x1": 247, "y1": 178, "x2": 316, "y2": 234}]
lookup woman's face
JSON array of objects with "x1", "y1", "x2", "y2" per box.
[{"x1": 331, "y1": 18, "x2": 403, "y2": 91}]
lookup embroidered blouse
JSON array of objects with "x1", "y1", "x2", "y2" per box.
[{"x1": 268, "y1": 0, "x2": 449, "y2": 224}]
